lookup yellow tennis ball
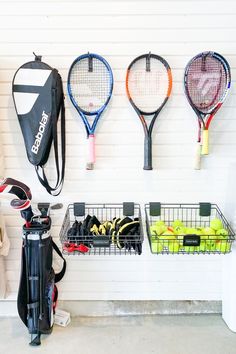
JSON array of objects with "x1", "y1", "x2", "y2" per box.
[
  {"x1": 155, "y1": 220, "x2": 166, "y2": 227},
  {"x1": 216, "y1": 240, "x2": 230, "y2": 253},
  {"x1": 150, "y1": 225, "x2": 158, "y2": 236},
  {"x1": 160, "y1": 231, "x2": 176, "y2": 239},
  {"x1": 151, "y1": 240, "x2": 163, "y2": 253},
  {"x1": 196, "y1": 227, "x2": 203, "y2": 234},
  {"x1": 150, "y1": 224, "x2": 166, "y2": 236},
  {"x1": 174, "y1": 226, "x2": 186, "y2": 235},
  {"x1": 202, "y1": 227, "x2": 215, "y2": 236},
  {"x1": 168, "y1": 241, "x2": 179, "y2": 253},
  {"x1": 157, "y1": 225, "x2": 167, "y2": 235},
  {"x1": 210, "y1": 218, "x2": 223, "y2": 231},
  {"x1": 171, "y1": 220, "x2": 184, "y2": 228},
  {"x1": 198, "y1": 241, "x2": 206, "y2": 252},
  {"x1": 206, "y1": 240, "x2": 217, "y2": 251},
  {"x1": 216, "y1": 228, "x2": 229, "y2": 239}
]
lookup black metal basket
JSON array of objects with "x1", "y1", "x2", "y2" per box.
[
  {"x1": 60, "y1": 202, "x2": 143, "y2": 255},
  {"x1": 145, "y1": 202, "x2": 235, "y2": 255}
]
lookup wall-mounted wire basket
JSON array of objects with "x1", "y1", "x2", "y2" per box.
[
  {"x1": 145, "y1": 202, "x2": 235, "y2": 255},
  {"x1": 60, "y1": 202, "x2": 143, "y2": 255}
]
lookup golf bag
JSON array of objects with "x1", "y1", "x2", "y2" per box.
[
  {"x1": 17, "y1": 217, "x2": 66, "y2": 346},
  {"x1": 12, "y1": 53, "x2": 66, "y2": 196}
]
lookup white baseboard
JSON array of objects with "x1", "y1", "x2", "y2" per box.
[{"x1": 0, "y1": 300, "x2": 221, "y2": 317}]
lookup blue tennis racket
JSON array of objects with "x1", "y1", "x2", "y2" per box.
[{"x1": 67, "y1": 53, "x2": 113, "y2": 169}]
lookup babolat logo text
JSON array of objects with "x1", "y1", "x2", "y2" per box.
[{"x1": 31, "y1": 111, "x2": 49, "y2": 154}]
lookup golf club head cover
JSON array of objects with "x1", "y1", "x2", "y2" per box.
[{"x1": 0, "y1": 177, "x2": 33, "y2": 223}]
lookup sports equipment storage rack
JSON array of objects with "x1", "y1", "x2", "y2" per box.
[
  {"x1": 60, "y1": 202, "x2": 143, "y2": 255},
  {"x1": 145, "y1": 202, "x2": 235, "y2": 255}
]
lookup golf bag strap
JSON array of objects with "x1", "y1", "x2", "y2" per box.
[
  {"x1": 52, "y1": 241, "x2": 66, "y2": 283},
  {"x1": 35, "y1": 86, "x2": 66, "y2": 196}
]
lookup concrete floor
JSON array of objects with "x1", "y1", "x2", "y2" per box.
[{"x1": 1, "y1": 315, "x2": 236, "y2": 354}]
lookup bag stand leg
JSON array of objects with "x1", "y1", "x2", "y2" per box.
[
  {"x1": 30, "y1": 233, "x2": 44, "y2": 347},
  {"x1": 30, "y1": 334, "x2": 41, "y2": 346},
  {"x1": 25, "y1": 234, "x2": 41, "y2": 347}
]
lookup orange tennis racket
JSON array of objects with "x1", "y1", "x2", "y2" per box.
[{"x1": 126, "y1": 53, "x2": 172, "y2": 170}]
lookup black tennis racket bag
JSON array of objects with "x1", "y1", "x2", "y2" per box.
[
  {"x1": 17, "y1": 217, "x2": 66, "y2": 346},
  {"x1": 12, "y1": 53, "x2": 66, "y2": 196}
]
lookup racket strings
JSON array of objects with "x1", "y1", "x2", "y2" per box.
[
  {"x1": 127, "y1": 58, "x2": 170, "y2": 113},
  {"x1": 186, "y1": 56, "x2": 227, "y2": 113},
  {"x1": 70, "y1": 58, "x2": 111, "y2": 113}
]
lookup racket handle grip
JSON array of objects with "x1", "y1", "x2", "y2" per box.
[
  {"x1": 144, "y1": 136, "x2": 153, "y2": 170},
  {"x1": 201, "y1": 130, "x2": 209, "y2": 155},
  {"x1": 86, "y1": 134, "x2": 95, "y2": 170},
  {"x1": 194, "y1": 143, "x2": 201, "y2": 170}
]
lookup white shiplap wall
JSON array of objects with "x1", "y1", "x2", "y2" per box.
[{"x1": 0, "y1": 0, "x2": 236, "y2": 302}]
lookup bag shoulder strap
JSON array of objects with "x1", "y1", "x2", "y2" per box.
[
  {"x1": 52, "y1": 240, "x2": 66, "y2": 283},
  {"x1": 35, "y1": 74, "x2": 66, "y2": 196}
]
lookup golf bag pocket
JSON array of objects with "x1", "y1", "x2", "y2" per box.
[
  {"x1": 12, "y1": 54, "x2": 66, "y2": 196},
  {"x1": 46, "y1": 271, "x2": 58, "y2": 329},
  {"x1": 17, "y1": 219, "x2": 66, "y2": 344}
]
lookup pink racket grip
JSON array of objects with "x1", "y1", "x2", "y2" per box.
[{"x1": 86, "y1": 134, "x2": 95, "y2": 170}]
